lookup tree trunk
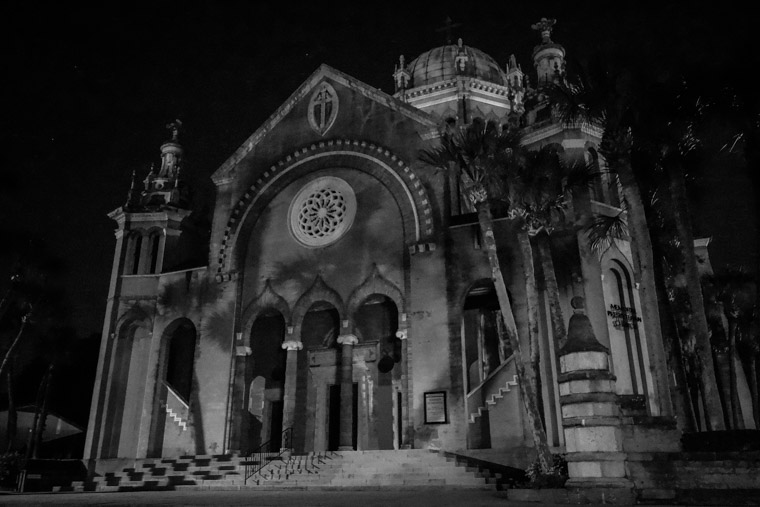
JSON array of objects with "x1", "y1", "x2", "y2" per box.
[
  {"x1": 0, "y1": 315, "x2": 30, "y2": 381},
  {"x1": 750, "y1": 357, "x2": 759, "y2": 428},
  {"x1": 727, "y1": 318, "x2": 742, "y2": 429},
  {"x1": 614, "y1": 159, "x2": 673, "y2": 418},
  {"x1": 537, "y1": 235, "x2": 567, "y2": 348},
  {"x1": 33, "y1": 364, "x2": 54, "y2": 458},
  {"x1": 668, "y1": 163, "x2": 725, "y2": 430},
  {"x1": 6, "y1": 366, "x2": 17, "y2": 451},
  {"x1": 475, "y1": 200, "x2": 553, "y2": 472},
  {"x1": 25, "y1": 371, "x2": 47, "y2": 460},
  {"x1": 518, "y1": 230, "x2": 542, "y2": 395}
]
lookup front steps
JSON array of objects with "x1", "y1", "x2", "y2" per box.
[{"x1": 57, "y1": 450, "x2": 495, "y2": 492}]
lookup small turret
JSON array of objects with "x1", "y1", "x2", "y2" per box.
[
  {"x1": 141, "y1": 120, "x2": 189, "y2": 208},
  {"x1": 531, "y1": 18, "x2": 566, "y2": 87},
  {"x1": 393, "y1": 54, "x2": 411, "y2": 93}
]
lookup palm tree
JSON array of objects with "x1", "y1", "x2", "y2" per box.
[
  {"x1": 548, "y1": 59, "x2": 725, "y2": 428},
  {"x1": 420, "y1": 118, "x2": 554, "y2": 472}
]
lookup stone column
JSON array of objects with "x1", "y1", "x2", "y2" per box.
[
  {"x1": 396, "y1": 327, "x2": 411, "y2": 449},
  {"x1": 337, "y1": 333, "x2": 358, "y2": 451},
  {"x1": 281, "y1": 338, "x2": 302, "y2": 452},
  {"x1": 559, "y1": 297, "x2": 633, "y2": 492}
]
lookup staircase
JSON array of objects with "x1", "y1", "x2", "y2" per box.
[
  {"x1": 468, "y1": 357, "x2": 518, "y2": 423},
  {"x1": 57, "y1": 450, "x2": 495, "y2": 492}
]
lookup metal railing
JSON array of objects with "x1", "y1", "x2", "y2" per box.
[{"x1": 244, "y1": 427, "x2": 292, "y2": 484}]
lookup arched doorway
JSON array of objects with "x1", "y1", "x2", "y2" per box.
[
  {"x1": 148, "y1": 318, "x2": 197, "y2": 457},
  {"x1": 294, "y1": 302, "x2": 341, "y2": 452},
  {"x1": 244, "y1": 309, "x2": 287, "y2": 452},
  {"x1": 354, "y1": 295, "x2": 399, "y2": 450},
  {"x1": 462, "y1": 281, "x2": 512, "y2": 449}
]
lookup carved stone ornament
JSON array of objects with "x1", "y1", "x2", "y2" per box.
[{"x1": 308, "y1": 81, "x2": 339, "y2": 135}]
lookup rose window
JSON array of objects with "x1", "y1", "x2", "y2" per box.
[{"x1": 289, "y1": 177, "x2": 356, "y2": 247}]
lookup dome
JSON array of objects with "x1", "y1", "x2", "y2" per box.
[{"x1": 407, "y1": 42, "x2": 508, "y2": 87}]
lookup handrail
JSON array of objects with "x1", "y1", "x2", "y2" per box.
[
  {"x1": 163, "y1": 380, "x2": 189, "y2": 409},
  {"x1": 244, "y1": 427, "x2": 292, "y2": 484},
  {"x1": 466, "y1": 354, "x2": 515, "y2": 399}
]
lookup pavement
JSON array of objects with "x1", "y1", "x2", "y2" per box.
[{"x1": 0, "y1": 489, "x2": 644, "y2": 506}]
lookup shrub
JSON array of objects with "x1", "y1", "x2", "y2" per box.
[
  {"x1": 525, "y1": 453, "x2": 568, "y2": 489},
  {"x1": 0, "y1": 452, "x2": 25, "y2": 488}
]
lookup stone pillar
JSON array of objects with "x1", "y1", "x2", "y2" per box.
[
  {"x1": 396, "y1": 327, "x2": 412, "y2": 449},
  {"x1": 281, "y1": 338, "x2": 302, "y2": 452},
  {"x1": 559, "y1": 297, "x2": 632, "y2": 491},
  {"x1": 337, "y1": 333, "x2": 358, "y2": 451}
]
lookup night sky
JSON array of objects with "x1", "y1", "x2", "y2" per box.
[{"x1": 2, "y1": 1, "x2": 756, "y2": 340}]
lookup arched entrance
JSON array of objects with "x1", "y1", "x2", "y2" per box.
[
  {"x1": 354, "y1": 294, "x2": 399, "y2": 450},
  {"x1": 243, "y1": 310, "x2": 287, "y2": 452},
  {"x1": 294, "y1": 302, "x2": 342, "y2": 453},
  {"x1": 462, "y1": 281, "x2": 512, "y2": 449},
  {"x1": 148, "y1": 318, "x2": 197, "y2": 458}
]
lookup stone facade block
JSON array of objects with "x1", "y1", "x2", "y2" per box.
[
  {"x1": 560, "y1": 351, "x2": 609, "y2": 373},
  {"x1": 559, "y1": 378, "x2": 615, "y2": 396},
  {"x1": 564, "y1": 425, "x2": 624, "y2": 453},
  {"x1": 562, "y1": 401, "x2": 619, "y2": 419}
]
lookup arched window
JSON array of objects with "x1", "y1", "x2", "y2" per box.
[
  {"x1": 124, "y1": 231, "x2": 144, "y2": 275},
  {"x1": 165, "y1": 319, "x2": 197, "y2": 402},
  {"x1": 148, "y1": 230, "x2": 162, "y2": 274},
  {"x1": 354, "y1": 294, "x2": 399, "y2": 366},
  {"x1": 301, "y1": 303, "x2": 340, "y2": 349},
  {"x1": 586, "y1": 148, "x2": 605, "y2": 203}
]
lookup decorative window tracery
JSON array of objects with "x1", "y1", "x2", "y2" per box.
[{"x1": 289, "y1": 177, "x2": 356, "y2": 247}]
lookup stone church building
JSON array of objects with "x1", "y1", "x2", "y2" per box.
[{"x1": 84, "y1": 21, "x2": 668, "y2": 466}]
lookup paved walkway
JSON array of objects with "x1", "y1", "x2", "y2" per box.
[{"x1": 0, "y1": 489, "x2": 637, "y2": 506}]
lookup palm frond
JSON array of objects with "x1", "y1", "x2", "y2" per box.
[{"x1": 587, "y1": 211, "x2": 628, "y2": 256}]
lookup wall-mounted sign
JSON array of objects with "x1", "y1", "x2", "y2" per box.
[
  {"x1": 607, "y1": 303, "x2": 642, "y2": 329},
  {"x1": 424, "y1": 391, "x2": 448, "y2": 424}
]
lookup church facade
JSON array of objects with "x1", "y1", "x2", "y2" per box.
[{"x1": 84, "y1": 21, "x2": 670, "y2": 464}]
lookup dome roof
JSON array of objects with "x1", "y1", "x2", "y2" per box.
[{"x1": 407, "y1": 42, "x2": 508, "y2": 87}]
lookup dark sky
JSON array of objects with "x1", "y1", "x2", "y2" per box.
[{"x1": 2, "y1": 1, "x2": 756, "y2": 337}]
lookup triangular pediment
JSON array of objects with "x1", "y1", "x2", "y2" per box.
[{"x1": 211, "y1": 64, "x2": 437, "y2": 184}]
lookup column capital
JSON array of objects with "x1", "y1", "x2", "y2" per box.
[
  {"x1": 395, "y1": 329, "x2": 408, "y2": 340},
  {"x1": 337, "y1": 334, "x2": 358, "y2": 346},
  {"x1": 282, "y1": 340, "x2": 303, "y2": 351}
]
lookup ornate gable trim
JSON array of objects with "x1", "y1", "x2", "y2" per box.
[{"x1": 211, "y1": 64, "x2": 437, "y2": 185}]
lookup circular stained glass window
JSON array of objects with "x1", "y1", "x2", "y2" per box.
[{"x1": 289, "y1": 177, "x2": 356, "y2": 247}]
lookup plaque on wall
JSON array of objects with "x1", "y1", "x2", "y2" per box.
[{"x1": 424, "y1": 391, "x2": 448, "y2": 424}]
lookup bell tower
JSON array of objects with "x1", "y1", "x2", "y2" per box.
[
  {"x1": 115, "y1": 120, "x2": 192, "y2": 278},
  {"x1": 531, "y1": 18, "x2": 566, "y2": 87}
]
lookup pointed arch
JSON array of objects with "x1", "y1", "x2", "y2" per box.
[
  {"x1": 241, "y1": 279, "x2": 291, "y2": 346},
  {"x1": 347, "y1": 264, "x2": 405, "y2": 321},
  {"x1": 215, "y1": 140, "x2": 436, "y2": 277},
  {"x1": 291, "y1": 275, "x2": 346, "y2": 335}
]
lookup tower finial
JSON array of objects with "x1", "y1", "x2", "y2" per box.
[
  {"x1": 125, "y1": 168, "x2": 137, "y2": 207},
  {"x1": 531, "y1": 17, "x2": 557, "y2": 44},
  {"x1": 166, "y1": 119, "x2": 183, "y2": 142}
]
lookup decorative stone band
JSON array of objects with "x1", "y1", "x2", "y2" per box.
[
  {"x1": 282, "y1": 340, "x2": 303, "y2": 351},
  {"x1": 216, "y1": 139, "x2": 436, "y2": 274},
  {"x1": 336, "y1": 334, "x2": 359, "y2": 346}
]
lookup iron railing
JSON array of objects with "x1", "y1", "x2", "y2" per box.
[{"x1": 244, "y1": 427, "x2": 292, "y2": 484}]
